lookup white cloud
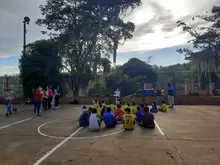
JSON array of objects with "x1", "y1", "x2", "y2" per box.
[
  {"x1": 0, "y1": 0, "x2": 219, "y2": 60},
  {"x1": 118, "y1": 0, "x2": 220, "y2": 52},
  {"x1": 0, "y1": 65, "x2": 19, "y2": 76}
]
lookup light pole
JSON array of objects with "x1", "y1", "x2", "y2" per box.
[{"x1": 23, "y1": 16, "x2": 30, "y2": 56}]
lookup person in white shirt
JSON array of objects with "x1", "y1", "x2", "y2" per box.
[
  {"x1": 89, "y1": 108, "x2": 101, "y2": 131},
  {"x1": 4, "y1": 88, "x2": 15, "y2": 116}
]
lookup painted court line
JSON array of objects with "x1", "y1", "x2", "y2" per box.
[
  {"x1": 33, "y1": 127, "x2": 83, "y2": 165},
  {"x1": 0, "y1": 118, "x2": 32, "y2": 130},
  {"x1": 154, "y1": 120, "x2": 165, "y2": 136}
]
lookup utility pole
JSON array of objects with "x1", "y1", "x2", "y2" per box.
[{"x1": 23, "y1": 16, "x2": 30, "y2": 56}]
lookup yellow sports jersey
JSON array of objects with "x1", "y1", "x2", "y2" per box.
[
  {"x1": 131, "y1": 105, "x2": 137, "y2": 114},
  {"x1": 109, "y1": 104, "x2": 116, "y2": 112},
  {"x1": 161, "y1": 104, "x2": 167, "y2": 112},
  {"x1": 122, "y1": 104, "x2": 128, "y2": 112},
  {"x1": 93, "y1": 103, "x2": 100, "y2": 110},
  {"x1": 123, "y1": 114, "x2": 136, "y2": 130},
  {"x1": 97, "y1": 107, "x2": 102, "y2": 116}
]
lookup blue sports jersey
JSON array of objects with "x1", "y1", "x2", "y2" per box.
[
  {"x1": 136, "y1": 111, "x2": 142, "y2": 122},
  {"x1": 168, "y1": 86, "x2": 175, "y2": 96},
  {"x1": 103, "y1": 112, "x2": 114, "y2": 127}
]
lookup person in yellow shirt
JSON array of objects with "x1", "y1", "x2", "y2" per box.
[
  {"x1": 131, "y1": 102, "x2": 137, "y2": 114},
  {"x1": 158, "y1": 101, "x2": 167, "y2": 112},
  {"x1": 109, "y1": 103, "x2": 116, "y2": 112},
  {"x1": 123, "y1": 108, "x2": 136, "y2": 130},
  {"x1": 93, "y1": 100, "x2": 100, "y2": 110}
]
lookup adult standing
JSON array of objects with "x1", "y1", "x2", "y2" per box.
[
  {"x1": 4, "y1": 87, "x2": 15, "y2": 116},
  {"x1": 54, "y1": 86, "x2": 60, "y2": 108},
  {"x1": 156, "y1": 89, "x2": 162, "y2": 106},
  {"x1": 48, "y1": 86, "x2": 53, "y2": 109},
  {"x1": 168, "y1": 83, "x2": 175, "y2": 108},
  {"x1": 43, "y1": 87, "x2": 49, "y2": 110},
  {"x1": 35, "y1": 86, "x2": 43, "y2": 116}
]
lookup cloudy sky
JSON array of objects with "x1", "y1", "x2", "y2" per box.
[{"x1": 0, "y1": 0, "x2": 219, "y2": 75}]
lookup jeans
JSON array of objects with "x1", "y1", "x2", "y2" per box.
[
  {"x1": 35, "y1": 99, "x2": 42, "y2": 115},
  {"x1": 168, "y1": 95, "x2": 174, "y2": 107},
  {"x1": 7, "y1": 100, "x2": 13, "y2": 113}
]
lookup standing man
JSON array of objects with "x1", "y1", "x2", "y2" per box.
[
  {"x1": 54, "y1": 86, "x2": 60, "y2": 108},
  {"x1": 168, "y1": 83, "x2": 175, "y2": 108},
  {"x1": 4, "y1": 87, "x2": 15, "y2": 116},
  {"x1": 48, "y1": 86, "x2": 53, "y2": 109}
]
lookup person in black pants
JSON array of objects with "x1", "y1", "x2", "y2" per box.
[{"x1": 55, "y1": 86, "x2": 60, "y2": 108}]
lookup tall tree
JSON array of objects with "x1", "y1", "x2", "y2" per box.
[
  {"x1": 19, "y1": 40, "x2": 62, "y2": 97},
  {"x1": 177, "y1": 5, "x2": 220, "y2": 82},
  {"x1": 122, "y1": 58, "x2": 157, "y2": 83},
  {"x1": 36, "y1": 0, "x2": 141, "y2": 96}
]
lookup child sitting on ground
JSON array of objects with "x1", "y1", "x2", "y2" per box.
[
  {"x1": 135, "y1": 106, "x2": 142, "y2": 123},
  {"x1": 123, "y1": 108, "x2": 136, "y2": 130},
  {"x1": 140, "y1": 107, "x2": 155, "y2": 129},
  {"x1": 103, "y1": 107, "x2": 117, "y2": 128},
  {"x1": 79, "y1": 106, "x2": 89, "y2": 127},
  {"x1": 80, "y1": 106, "x2": 87, "y2": 114},
  {"x1": 150, "y1": 101, "x2": 158, "y2": 113},
  {"x1": 89, "y1": 108, "x2": 101, "y2": 131},
  {"x1": 114, "y1": 104, "x2": 124, "y2": 122},
  {"x1": 158, "y1": 101, "x2": 167, "y2": 112}
]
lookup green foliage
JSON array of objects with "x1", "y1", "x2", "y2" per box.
[
  {"x1": 19, "y1": 40, "x2": 62, "y2": 97},
  {"x1": 177, "y1": 5, "x2": 220, "y2": 81},
  {"x1": 36, "y1": 0, "x2": 141, "y2": 96},
  {"x1": 88, "y1": 82, "x2": 110, "y2": 97},
  {"x1": 106, "y1": 66, "x2": 142, "y2": 96},
  {"x1": 122, "y1": 58, "x2": 157, "y2": 83}
]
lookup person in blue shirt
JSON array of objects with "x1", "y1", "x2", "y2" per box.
[
  {"x1": 168, "y1": 83, "x2": 175, "y2": 108},
  {"x1": 103, "y1": 107, "x2": 117, "y2": 128},
  {"x1": 79, "y1": 110, "x2": 89, "y2": 127},
  {"x1": 135, "y1": 106, "x2": 142, "y2": 123}
]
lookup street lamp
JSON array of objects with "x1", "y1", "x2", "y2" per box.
[{"x1": 23, "y1": 16, "x2": 30, "y2": 56}]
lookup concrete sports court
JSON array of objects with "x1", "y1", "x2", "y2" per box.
[{"x1": 0, "y1": 105, "x2": 220, "y2": 165}]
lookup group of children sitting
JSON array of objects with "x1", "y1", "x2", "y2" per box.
[{"x1": 79, "y1": 100, "x2": 167, "y2": 131}]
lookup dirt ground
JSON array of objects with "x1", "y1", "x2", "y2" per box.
[{"x1": 0, "y1": 104, "x2": 220, "y2": 165}]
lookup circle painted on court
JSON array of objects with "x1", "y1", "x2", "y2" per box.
[{"x1": 37, "y1": 117, "x2": 124, "y2": 140}]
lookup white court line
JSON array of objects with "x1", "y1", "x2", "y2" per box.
[
  {"x1": 154, "y1": 120, "x2": 165, "y2": 136},
  {"x1": 0, "y1": 118, "x2": 32, "y2": 130},
  {"x1": 33, "y1": 127, "x2": 83, "y2": 165}
]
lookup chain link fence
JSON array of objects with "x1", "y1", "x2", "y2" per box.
[{"x1": 0, "y1": 76, "x2": 23, "y2": 99}]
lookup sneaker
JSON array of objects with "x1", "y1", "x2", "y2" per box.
[
  {"x1": 5, "y1": 113, "x2": 9, "y2": 116},
  {"x1": 9, "y1": 112, "x2": 12, "y2": 115},
  {"x1": 37, "y1": 114, "x2": 42, "y2": 117}
]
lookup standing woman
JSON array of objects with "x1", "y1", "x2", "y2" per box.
[
  {"x1": 35, "y1": 86, "x2": 43, "y2": 116},
  {"x1": 43, "y1": 87, "x2": 49, "y2": 110},
  {"x1": 168, "y1": 83, "x2": 175, "y2": 108},
  {"x1": 54, "y1": 86, "x2": 60, "y2": 108},
  {"x1": 48, "y1": 86, "x2": 53, "y2": 109},
  {"x1": 4, "y1": 87, "x2": 15, "y2": 116}
]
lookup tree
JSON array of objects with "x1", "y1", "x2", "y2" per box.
[
  {"x1": 106, "y1": 66, "x2": 142, "y2": 96},
  {"x1": 177, "y1": 5, "x2": 220, "y2": 82},
  {"x1": 36, "y1": 0, "x2": 141, "y2": 96},
  {"x1": 19, "y1": 40, "x2": 62, "y2": 97},
  {"x1": 99, "y1": 58, "x2": 111, "y2": 76},
  {"x1": 122, "y1": 58, "x2": 157, "y2": 83}
]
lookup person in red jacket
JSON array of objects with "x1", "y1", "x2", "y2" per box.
[
  {"x1": 35, "y1": 86, "x2": 43, "y2": 116},
  {"x1": 48, "y1": 86, "x2": 53, "y2": 109}
]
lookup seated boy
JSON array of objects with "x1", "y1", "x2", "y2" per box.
[
  {"x1": 79, "y1": 106, "x2": 89, "y2": 127},
  {"x1": 103, "y1": 107, "x2": 117, "y2": 128},
  {"x1": 114, "y1": 104, "x2": 124, "y2": 122},
  {"x1": 89, "y1": 108, "x2": 101, "y2": 131},
  {"x1": 123, "y1": 108, "x2": 136, "y2": 130},
  {"x1": 80, "y1": 106, "x2": 87, "y2": 114},
  {"x1": 150, "y1": 101, "x2": 158, "y2": 113},
  {"x1": 135, "y1": 106, "x2": 142, "y2": 123},
  {"x1": 140, "y1": 107, "x2": 155, "y2": 129},
  {"x1": 158, "y1": 101, "x2": 167, "y2": 112}
]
